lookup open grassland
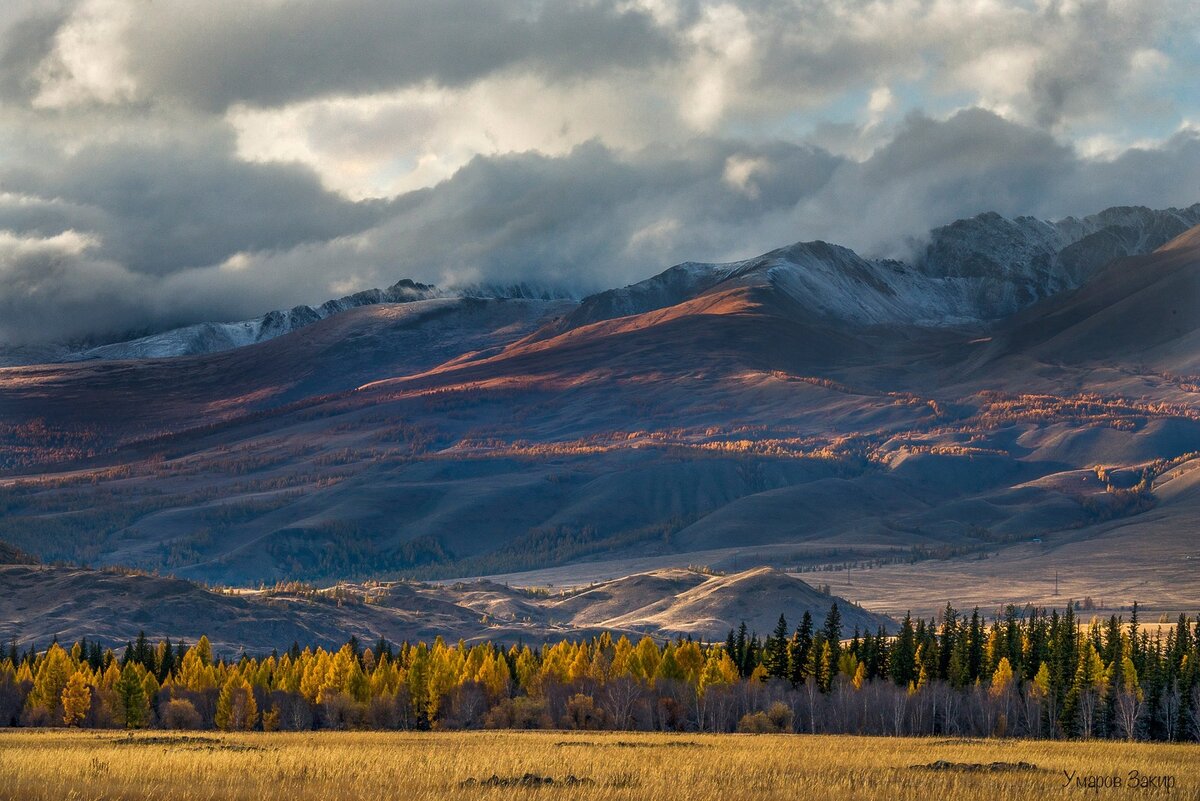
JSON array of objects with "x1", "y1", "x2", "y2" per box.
[{"x1": 0, "y1": 730, "x2": 1196, "y2": 801}]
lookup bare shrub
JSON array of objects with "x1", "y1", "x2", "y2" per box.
[
  {"x1": 563, "y1": 694, "x2": 607, "y2": 730},
  {"x1": 160, "y1": 699, "x2": 201, "y2": 730},
  {"x1": 485, "y1": 697, "x2": 552, "y2": 730}
]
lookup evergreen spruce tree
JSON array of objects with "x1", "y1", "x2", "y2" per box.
[
  {"x1": 1025, "y1": 608, "x2": 1051, "y2": 682},
  {"x1": 743, "y1": 634, "x2": 761, "y2": 677},
  {"x1": 115, "y1": 663, "x2": 147, "y2": 729},
  {"x1": 890, "y1": 613, "x2": 917, "y2": 687},
  {"x1": 1003, "y1": 605, "x2": 1022, "y2": 674},
  {"x1": 938, "y1": 603, "x2": 957, "y2": 682},
  {"x1": 967, "y1": 608, "x2": 984, "y2": 683},
  {"x1": 764, "y1": 615, "x2": 789, "y2": 680},
  {"x1": 157, "y1": 638, "x2": 175, "y2": 682},
  {"x1": 787, "y1": 612, "x2": 814, "y2": 686},
  {"x1": 822, "y1": 603, "x2": 842, "y2": 669},
  {"x1": 132, "y1": 631, "x2": 153, "y2": 670},
  {"x1": 804, "y1": 635, "x2": 827, "y2": 692},
  {"x1": 872, "y1": 626, "x2": 890, "y2": 679},
  {"x1": 948, "y1": 630, "x2": 971, "y2": 688},
  {"x1": 733, "y1": 623, "x2": 749, "y2": 677},
  {"x1": 1129, "y1": 602, "x2": 1141, "y2": 672}
]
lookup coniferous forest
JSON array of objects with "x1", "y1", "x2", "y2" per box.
[{"x1": 4, "y1": 603, "x2": 1199, "y2": 741}]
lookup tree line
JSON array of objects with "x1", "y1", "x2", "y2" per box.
[{"x1": 2, "y1": 601, "x2": 1199, "y2": 739}]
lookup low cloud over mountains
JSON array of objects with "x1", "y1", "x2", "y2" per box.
[{"x1": 1, "y1": 0, "x2": 1198, "y2": 344}]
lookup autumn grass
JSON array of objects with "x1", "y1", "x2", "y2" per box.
[{"x1": 1, "y1": 730, "x2": 1197, "y2": 801}]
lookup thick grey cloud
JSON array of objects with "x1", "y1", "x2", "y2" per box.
[
  {"x1": 0, "y1": 0, "x2": 1197, "y2": 345},
  {"x1": 373, "y1": 139, "x2": 843, "y2": 289},
  {"x1": 0, "y1": 129, "x2": 385, "y2": 275},
  {"x1": 0, "y1": 5, "x2": 67, "y2": 102},
  {"x1": 0, "y1": 229, "x2": 148, "y2": 344},
  {"x1": 138, "y1": 111, "x2": 1200, "y2": 329},
  {"x1": 342, "y1": 111, "x2": 1200, "y2": 282},
  {"x1": 43, "y1": 0, "x2": 675, "y2": 112},
  {"x1": 3, "y1": 109, "x2": 1200, "y2": 345}
]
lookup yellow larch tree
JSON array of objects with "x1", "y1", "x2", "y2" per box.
[{"x1": 61, "y1": 670, "x2": 92, "y2": 726}]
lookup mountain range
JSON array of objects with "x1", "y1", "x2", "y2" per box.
[{"x1": 3, "y1": 202, "x2": 1200, "y2": 648}]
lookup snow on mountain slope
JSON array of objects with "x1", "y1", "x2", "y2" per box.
[
  {"x1": 66, "y1": 279, "x2": 441, "y2": 362},
  {"x1": 560, "y1": 203, "x2": 1200, "y2": 333},
  {"x1": 55, "y1": 280, "x2": 576, "y2": 363},
  {"x1": 916, "y1": 204, "x2": 1200, "y2": 316}
]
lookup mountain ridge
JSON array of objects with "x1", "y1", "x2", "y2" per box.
[
  {"x1": 4, "y1": 203, "x2": 1196, "y2": 366},
  {"x1": 555, "y1": 203, "x2": 1200, "y2": 335}
]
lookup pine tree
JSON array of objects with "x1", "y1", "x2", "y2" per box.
[
  {"x1": 763, "y1": 615, "x2": 789, "y2": 680},
  {"x1": 132, "y1": 631, "x2": 153, "y2": 671},
  {"x1": 938, "y1": 603, "x2": 958, "y2": 682},
  {"x1": 157, "y1": 639, "x2": 175, "y2": 682},
  {"x1": 1002, "y1": 605, "x2": 1022, "y2": 675},
  {"x1": 115, "y1": 663, "x2": 147, "y2": 729},
  {"x1": 822, "y1": 603, "x2": 842, "y2": 669},
  {"x1": 890, "y1": 613, "x2": 917, "y2": 687},
  {"x1": 732, "y1": 622, "x2": 749, "y2": 677},
  {"x1": 948, "y1": 632, "x2": 971, "y2": 688},
  {"x1": 967, "y1": 608, "x2": 984, "y2": 683},
  {"x1": 787, "y1": 612, "x2": 813, "y2": 686}
]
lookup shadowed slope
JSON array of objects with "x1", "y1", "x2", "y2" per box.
[{"x1": 979, "y1": 223, "x2": 1200, "y2": 373}]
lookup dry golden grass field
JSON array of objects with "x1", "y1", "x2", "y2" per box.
[{"x1": 0, "y1": 731, "x2": 1196, "y2": 801}]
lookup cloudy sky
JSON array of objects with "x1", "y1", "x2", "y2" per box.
[{"x1": 1, "y1": 0, "x2": 1198, "y2": 344}]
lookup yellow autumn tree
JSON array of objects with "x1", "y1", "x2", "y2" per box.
[
  {"x1": 61, "y1": 670, "x2": 92, "y2": 726},
  {"x1": 29, "y1": 643, "x2": 73, "y2": 714},
  {"x1": 177, "y1": 646, "x2": 217, "y2": 692},
  {"x1": 1031, "y1": 662, "x2": 1051, "y2": 699},
  {"x1": 990, "y1": 657, "x2": 1015, "y2": 697},
  {"x1": 215, "y1": 674, "x2": 258, "y2": 731},
  {"x1": 633, "y1": 636, "x2": 660, "y2": 683},
  {"x1": 852, "y1": 661, "x2": 867, "y2": 690},
  {"x1": 475, "y1": 652, "x2": 510, "y2": 703}
]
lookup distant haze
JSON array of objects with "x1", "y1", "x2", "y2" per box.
[{"x1": 1, "y1": 0, "x2": 1199, "y2": 344}]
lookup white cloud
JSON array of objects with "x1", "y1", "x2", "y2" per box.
[
  {"x1": 227, "y1": 74, "x2": 674, "y2": 199},
  {"x1": 722, "y1": 154, "x2": 768, "y2": 199},
  {"x1": 31, "y1": 0, "x2": 135, "y2": 108}
]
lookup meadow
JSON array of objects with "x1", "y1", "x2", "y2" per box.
[{"x1": 0, "y1": 730, "x2": 1195, "y2": 801}]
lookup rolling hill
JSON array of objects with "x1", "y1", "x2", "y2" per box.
[{"x1": 0, "y1": 565, "x2": 886, "y2": 653}]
